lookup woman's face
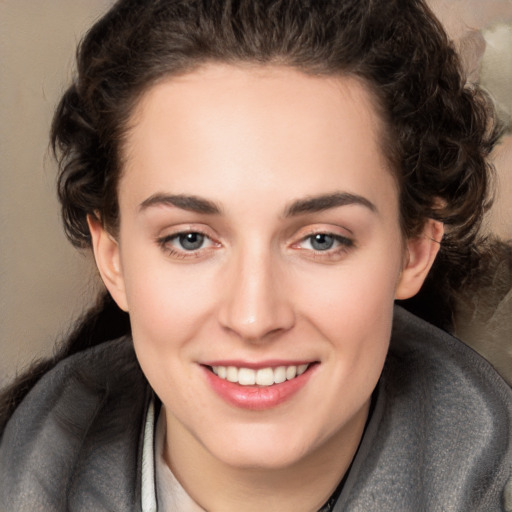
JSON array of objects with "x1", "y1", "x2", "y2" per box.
[{"x1": 91, "y1": 64, "x2": 437, "y2": 471}]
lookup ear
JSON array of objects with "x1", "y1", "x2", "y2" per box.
[
  {"x1": 395, "y1": 219, "x2": 444, "y2": 300},
  {"x1": 87, "y1": 215, "x2": 129, "y2": 312}
]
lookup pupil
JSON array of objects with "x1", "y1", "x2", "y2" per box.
[
  {"x1": 179, "y1": 233, "x2": 204, "y2": 250},
  {"x1": 311, "y1": 234, "x2": 334, "y2": 251}
]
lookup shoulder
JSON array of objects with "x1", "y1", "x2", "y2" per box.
[
  {"x1": 338, "y1": 306, "x2": 512, "y2": 511},
  {"x1": 0, "y1": 337, "x2": 151, "y2": 512},
  {"x1": 389, "y1": 305, "x2": 511, "y2": 398}
]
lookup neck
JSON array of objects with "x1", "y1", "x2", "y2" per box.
[{"x1": 163, "y1": 401, "x2": 369, "y2": 512}]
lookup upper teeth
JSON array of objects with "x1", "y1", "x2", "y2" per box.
[{"x1": 211, "y1": 364, "x2": 309, "y2": 386}]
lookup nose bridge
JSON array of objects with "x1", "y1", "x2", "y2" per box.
[{"x1": 219, "y1": 240, "x2": 294, "y2": 341}]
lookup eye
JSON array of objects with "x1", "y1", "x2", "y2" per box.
[
  {"x1": 175, "y1": 232, "x2": 207, "y2": 251},
  {"x1": 309, "y1": 233, "x2": 336, "y2": 251},
  {"x1": 156, "y1": 230, "x2": 218, "y2": 258},
  {"x1": 300, "y1": 233, "x2": 353, "y2": 252}
]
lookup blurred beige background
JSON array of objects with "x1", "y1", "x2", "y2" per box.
[
  {"x1": 430, "y1": 0, "x2": 512, "y2": 239},
  {"x1": 0, "y1": 1, "x2": 112, "y2": 385},
  {"x1": 1, "y1": 0, "x2": 511, "y2": 387}
]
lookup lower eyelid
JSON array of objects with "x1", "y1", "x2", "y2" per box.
[{"x1": 164, "y1": 247, "x2": 207, "y2": 259}]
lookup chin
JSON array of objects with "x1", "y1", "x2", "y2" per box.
[{"x1": 203, "y1": 422, "x2": 322, "y2": 470}]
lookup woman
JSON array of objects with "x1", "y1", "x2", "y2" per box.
[{"x1": 1, "y1": 0, "x2": 511, "y2": 510}]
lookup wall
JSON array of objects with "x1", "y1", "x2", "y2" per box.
[{"x1": 0, "y1": 1, "x2": 112, "y2": 385}]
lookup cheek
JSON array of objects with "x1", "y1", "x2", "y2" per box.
[
  {"x1": 292, "y1": 242, "x2": 401, "y2": 378},
  {"x1": 297, "y1": 248, "x2": 401, "y2": 329},
  {"x1": 126, "y1": 266, "x2": 215, "y2": 341},
  {"x1": 117, "y1": 240, "x2": 219, "y2": 368},
  {"x1": 121, "y1": 259, "x2": 219, "y2": 404}
]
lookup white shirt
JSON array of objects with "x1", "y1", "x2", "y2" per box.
[{"x1": 141, "y1": 400, "x2": 207, "y2": 512}]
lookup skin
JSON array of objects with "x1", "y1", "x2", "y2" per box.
[{"x1": 89, "y1": 64, "x2": 442, "y2": 511}]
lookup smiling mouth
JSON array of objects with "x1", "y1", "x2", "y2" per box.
[{"x1": 208, "y1": 364, "x2": 312, "y2": 387}]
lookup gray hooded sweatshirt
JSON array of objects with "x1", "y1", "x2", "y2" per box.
[{"x1": 1, "y1": 307, "x2": 511, "y2": 511}]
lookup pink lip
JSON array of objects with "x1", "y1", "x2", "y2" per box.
[{"x1": 201, "y1": 363, "x2": 317, "y2": 411}]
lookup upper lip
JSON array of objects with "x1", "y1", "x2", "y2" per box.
[{"x1": 201, "y1": 359, "x2": 317, "y2": 369}]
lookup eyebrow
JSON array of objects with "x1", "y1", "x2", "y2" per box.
[
  {"x1": 139, "y1": 193, "x2": 222, "y2": 215},
  {"x1": 138, "y1": 191, "x2": 377, "y2": 217},
  {"x1": 283, "y1": 192, "x2": 377, "y2": 217}
]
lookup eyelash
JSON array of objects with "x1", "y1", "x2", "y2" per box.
[{"x1": 156, "y1": 230, "x2": 355, "y2": 261}]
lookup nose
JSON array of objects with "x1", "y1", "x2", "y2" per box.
[{"x1": 218, "y1": 247, "x2": 295, "y2": 343}]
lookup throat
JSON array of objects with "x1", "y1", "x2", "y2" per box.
[{"x1": 159, "y1": 400, "x2": 370, "y2": 512}]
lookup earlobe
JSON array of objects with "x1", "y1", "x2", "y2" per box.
[
  {"x1": 395, "y1": 220, "x2": 444, "y2": 300},
  {"x1": 87, "y1": 215, "x2": 129, "y2": 312}
]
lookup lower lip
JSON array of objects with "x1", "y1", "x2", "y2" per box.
[{"x1": 202, "y1": 365, "x2": 316, "y2": 410}]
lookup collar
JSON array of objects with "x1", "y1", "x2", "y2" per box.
[{"x1": 141, "y1": 399, "x2": 157, "y2": 512}]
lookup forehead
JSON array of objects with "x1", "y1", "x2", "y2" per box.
[{"x1": 119, "y1": 64, "x2": 396, "y2": 214}]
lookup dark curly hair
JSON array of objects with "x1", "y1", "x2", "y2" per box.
[
  {"x1": 52, "y1": 0, "x2": 499, "y2": 260},
  {"x1": 1, "y1": 0, "x2": 501, "y2": 428}
]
